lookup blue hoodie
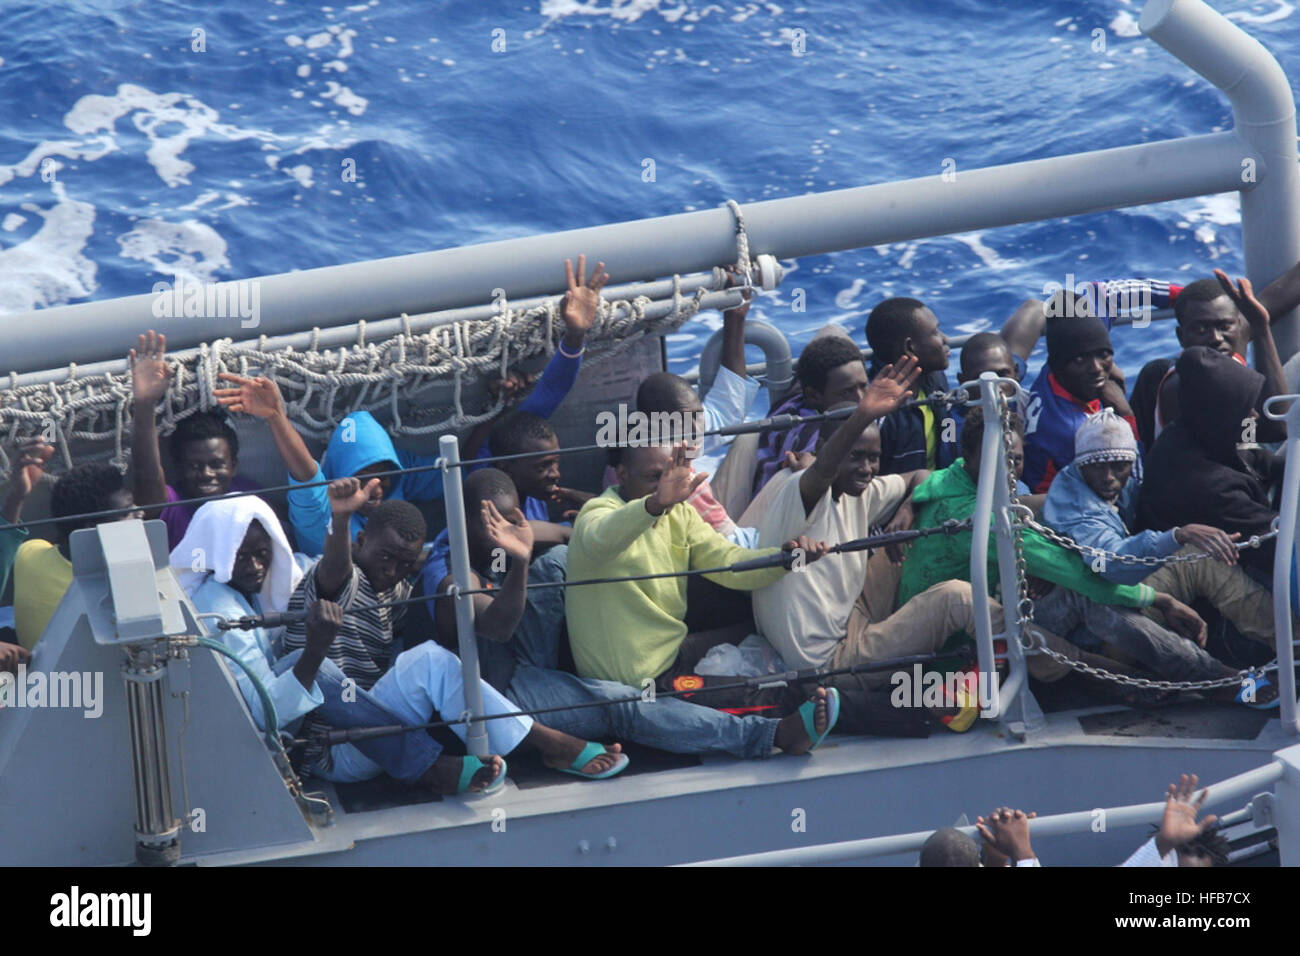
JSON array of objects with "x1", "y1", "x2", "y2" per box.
[
  {"x1": 287, "y1": 411, "x2": 444, "y2": 556},
  {"x1": 1041, "y1": 461, "x2": 1179, "y2": 585}
]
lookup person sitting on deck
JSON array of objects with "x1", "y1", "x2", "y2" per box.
[
  {"x1": 900, "y1": 407, "x2": 1273, "y2": 706},
  {"x1": 1022, "y1": 303, "x2": 1138, "y2": 494},
  {"x1": 278, "y1": 475, "x2": 629, "y2": 781},
  {"x1": 1139, "y1": 345, "x2": 1283, "y2": 579},
  {"x1": 11, "y1": 461, "x2": 145, "y2": 651},
  {"x1": 751, "y1": 333, "x2": 868, "y2": 496},
  {"x1": 422, "y1": 410, "x2": 576, "y2": 595},
  {"x1": 567, "y1": 440, "x2": 833, "y2": 704},
  {"x1": 0, "y1": 438, "x2": 55, "y2": 670},
  {"x1": 431, "y1": 468, "x2": 838, "y2": 759},
  {"x1": 1043, "y1": 409, "x2": 1277, "y2": 650},
  {"x1": 866, "y1": 296, "x2": 1044, "y2": 477},
  {"x1": 129, "y1": 331, "x2": 264, "y2": 549},
  {"x1": 1125, "y1": 266, "x2": 1298, "y2": 449},
  {"x1": 173, "y1": 496, "x2": 507, "y2": 794}
]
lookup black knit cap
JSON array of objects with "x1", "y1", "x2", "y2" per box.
[{"x1": 1046, "y1": 315, "x2": 1112, "y2": 372}]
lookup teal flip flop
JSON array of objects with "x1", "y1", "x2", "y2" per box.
[
  {"x1": 560, "y1": 741, "x2": 630, "y2": 780},
  {"x1": 458, "y1": 755, "x2": 508, "y2": 795},
  {"x1": 798, "y1": 687, "x2": 841, "y2": 751},
  {"x1": 1237, "y1": 674, "x2": 1280, "y2": 711}
]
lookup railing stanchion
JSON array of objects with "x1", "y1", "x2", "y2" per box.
[
  {"x1": 1266, "y1": 396, "x2": 1300, "y2": 734},
  {"x1": 969, "y1": 375, "x2": 1002, "y2": 723},
  {"x1": 440, "y1": 434, "x2": 490, "y2": 758}
]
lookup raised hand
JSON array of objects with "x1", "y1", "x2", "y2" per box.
[
  {"x1": 722, "y1": 264, "x2": 755, "y2": 321},
  {"x1": 483, "y1": 499, "x2": 534, "y2": 562},
  {"x1": 860, "y1": 354, "x2": 920, "y2": 420},
  {"x1": 328, "y1": 476, "x2": 381, "y2": 516},
  {"x1": 214, "y1": 373, "x2": 286, "y2": 420},
  {"x1": 488, "y1": 370, "x2": 539, "y2": 402},
  {"x1": 304, "y1": 600, "x2": 344, "y2": 655},
  {"x1": 647, "y1": 444, "x2": 708, "y2": 516},
  {"x1": 561, "y1": 254, "x2": 609, "y2": 347},
  {"x1": 9, "y1": 437, "x2": 54, "y2": 500},
  {"x1": 1214, "y1": 268, "x2": 1269, "y2": 329},
  {"x1": 1155, "y1": 773, "x2": 1217, "y2": 858},
  {"x1": 976, "y1": 807, "x2": 1038, "y2": 863},
  {"x1": 130, "y1": 330, "x2": 172, "y2": 405}
]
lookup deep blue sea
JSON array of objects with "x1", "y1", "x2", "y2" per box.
[{"x1": 2, "y1": 0, "x2": 1298, "y2": 382}]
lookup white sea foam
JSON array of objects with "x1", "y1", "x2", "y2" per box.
[
  {"x1": 834, "y1": 277, "x2": 866, "y2": 309},
  {"x1": 1109, "y1": 10, "x2": 1141, "y2": 37},
  {"x1": 540, "y1": 0, "x2": 690, "y2": 24},
  {"x1": 1226, "y1": 1, "x2": 1293, "y2": 25},
  {"x1": 116, "y1": 218, "x2": 230, "y2": 284},
  {"x1": 950, "y1": 232, "x2": 1018, "y2": 271},
  {"x1": 286, "y1": 164, "x2": 315, "y2": 188},
  {"x1": 321, "y1": 81, "x2": 369, "y2": 115},
  {"x1": 2, "y1": 214, "x2": 26, "y2": 231},
  {"x1": 0, "y1": 182, "x2": 97, "y2": 315}
]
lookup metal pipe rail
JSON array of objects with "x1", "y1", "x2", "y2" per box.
[
  {"x1": 5, "y1": 276, "x2": 749, "y2": 392},
  {"x1": 679, "y1": 759, "x2": 1286, "y2": 867},
  {"x1": 1265, "y1": 394, "x2": 1300, "y2": 734}
]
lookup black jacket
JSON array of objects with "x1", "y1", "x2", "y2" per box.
[
  {"x1": 875, "y1": 365, "x2": 959, "y2": 476},
  {"x1": 1138, "y1": 347, "x2": 1277, "y2": 570}
]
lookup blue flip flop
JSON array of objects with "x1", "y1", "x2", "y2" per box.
[
  {"x1": 797, "y1": 687, "x2": 841, "y2": 751},
  {"x1": 458, "y1": 755, "x2": 508, "y2": 795},
  {"x1": 1237, "y1": 674, "x2": 1280, "y2": 710},
  {"x1": 560, "y1": 741, "x2": 630, "y2": 780}
]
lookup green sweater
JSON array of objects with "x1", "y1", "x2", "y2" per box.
[
  {"x1": 898, "y1": 459, "x2": 1155, "y2": 609},
  {"x1": 567, "y1": 486, "x2": 787, "y2": 687}
]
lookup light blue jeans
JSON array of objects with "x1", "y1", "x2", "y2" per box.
[
  {"x1": 504, "y1": 545, "x2": 780, "y2": 759},
  {"x1": 273, "y1": 652, "x2": 441, "y2": 784}
]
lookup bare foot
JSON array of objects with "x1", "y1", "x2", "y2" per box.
[
  {"x1": 420, "y1": 754, "x2": 503, "y2": 794},
  {"x1": 527, "y1": 723, "x2": 624, "y2": 774},
  {"x1": 774, "y1": 686, "x2": 828, "y2": 755}
]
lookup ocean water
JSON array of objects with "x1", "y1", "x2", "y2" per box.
[{"x1": 1, "y1": 0, "x2": 1298, "y2": 383}]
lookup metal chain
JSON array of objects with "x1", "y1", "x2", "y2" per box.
[
  {"x1": 994, "y1": 391, "x2": 1278, "y2": 695},
  {"x1": 1022, "y1": 514, "x2": 1279, "y2": 569},
  {"x1": 1021, "y1": 627, "x2": 1277, "y2": 692},
  {"x1": 999, "y1": 394, "x2": 1034, "y2": 637}
]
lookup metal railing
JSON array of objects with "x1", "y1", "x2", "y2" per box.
[{"x1": 679, "y1": 759, "x2": 1286, "y2": 867}]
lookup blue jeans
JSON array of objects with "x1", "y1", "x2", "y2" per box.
[
  {"x1": 507, "y1": 665, "x2": 779, "y2": 759},
  {"x1": 274, "y1": 652, "x2": 441, "y2": 784}
]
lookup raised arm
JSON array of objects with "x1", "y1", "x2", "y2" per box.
[
  {"x1": 315, "y1": 476, "x2": 380, "y2": 600},
  {"x1": 129, "y1": 330, "x2": 172, "y2": 509},
  {"x1": 799, "y1": 355, "x2": 920, "y2": 514},
  {"x1": 470, "y1": 501, "x2": 534, "y2": 642},
  {"x1": 999, "y1": 298, "x2": 1046, "y2": 362},
  {"x1": 518, "y1": 254, "x2": 609, "y2": 418},
  {"x1": 721, "y1": 269, "x2": 754, "y2": 378},
  {"x1": 214, "y1": 373, "x2": 318, "y2": 481},
  {"x1": 1215, "y1": 269, "x2": 1287, "y2": 426}
]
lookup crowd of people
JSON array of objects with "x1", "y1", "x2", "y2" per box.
[{"x1": 3, "y1": 251, "x2": 1300, "y2": 802}]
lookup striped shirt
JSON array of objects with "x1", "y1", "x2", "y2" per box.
[{"x1": 279, "y1": 560, "x2": 411, "y2": 772}]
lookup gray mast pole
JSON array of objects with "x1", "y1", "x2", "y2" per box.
[
  {"x1": 439, "y1": 435, "x2": 490, "y2": 758},
  {"x1": 1142, "y1": 0, "x2": 1300, "y2": 356}
]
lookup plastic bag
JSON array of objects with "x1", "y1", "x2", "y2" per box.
[{"x1": 694, "y1": 634, "x2": 786, "y2": 677}]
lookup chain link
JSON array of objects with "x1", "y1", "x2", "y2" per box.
[
  {"x1": 1022, "y1": 514, "x2": 1278, "y2": 569},
  {"x1": 1021, "y1": 627, "x2": 1277, "y2": 692}
]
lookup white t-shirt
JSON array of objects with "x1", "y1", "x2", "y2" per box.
[{"x1": 748, "y1": 468, "x2": 907, "y2": 670}]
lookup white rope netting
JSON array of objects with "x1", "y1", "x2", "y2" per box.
[{"x1": 0, "y1": 270, "x2": 732, "y2": 479}]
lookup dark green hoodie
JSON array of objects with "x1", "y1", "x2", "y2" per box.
[{"x1": 899, "y1": 459, "x2": 1155, "y2": 608}]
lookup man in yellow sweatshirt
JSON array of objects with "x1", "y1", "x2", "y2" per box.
[{"x1": 567, "y1": 442, "x2": 829, "y2": 691}]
